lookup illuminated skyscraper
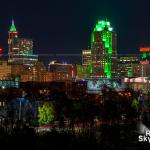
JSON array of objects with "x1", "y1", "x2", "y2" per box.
[
  {"x1": 8, "y1": 19, "x2": 19, "y2": 62},
  {"x1": 17, "y1": 38, "x2": 33, "y2": 55},
  {"x1": 8, "y1": 20, "x2": 38, "y2": 63},
  {"x1": 91, "y1": 20, "x2": 117, "y2": 78}
]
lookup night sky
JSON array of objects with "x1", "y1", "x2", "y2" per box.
[{"x1": 0, "y1": 0, "x2": 150, "y2": 64}]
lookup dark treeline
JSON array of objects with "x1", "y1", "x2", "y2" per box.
[
  {"x1": 0, "y1": 122, "x2": 149, "y2": 150},
  {"x1": 0, "y1": 86, "x2": 143, "y2": 127},
  {"x1": 0, "y1": 123, "x2": 142, "y2": 149},
  {"x1": 0, "y1": 87, "x2": 150, "y2": 149}
]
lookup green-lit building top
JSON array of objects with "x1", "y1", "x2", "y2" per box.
[
  {"x1": 91, "y1": 19, "x2": 117, "y2": 78},
  {"x1": 9, "y1": 19, "x2": 17, "y2": 32},
  {"x1": 94, "y1": 20, "x2": 113, "y2": 32}
]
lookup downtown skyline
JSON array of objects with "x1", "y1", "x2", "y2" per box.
[{"x1": 0, "y1": 0, "x2": 150, "y2": 64}]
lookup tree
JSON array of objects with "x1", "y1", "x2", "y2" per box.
[{"x1": 38, "y1": 102, "x2": 55, "y2": 125}]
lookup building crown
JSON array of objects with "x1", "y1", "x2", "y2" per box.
[
  {"x1": 9, "y1": 19, "x2": 17, "y2": 32},
  {"x1": 94, "y1": 20, "x2": 113, "y2": 32}
]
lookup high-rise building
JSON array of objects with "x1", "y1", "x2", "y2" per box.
[
  {"x1": 140, "y1": 47, "x2": 150, "y2": 64},
  {"x1": 8, "y1": 20, "x2": 19, "y2": 62},
  {"x1": 16, "y1": 38, "x2": 33, "y2": 55},
  {"x1": 117, "y1": 52, "x2": 150, "y2": 78},
  {"x1": 91, "y1": 20, "x2": 117, "y2": 78},
  {"x1": 117, "y1": 55, "x2": 140, "y2": 78},
  {"x1": 82, "y1": 49, "x2": 92, "y2": 65},
  {"x1": 48, "y1": 61, "x2": 76, "y2": 81},
  {"x1": 138, "y1": 47, "x2": 150, "y2": 78},
  {"x1": 8, "y1": 20, "x2": 38, "y2": 63}
]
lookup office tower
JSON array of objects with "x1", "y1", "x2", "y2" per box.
[
  {"x1": 118, "y1": 55, "x2": 140, "y2": 78},
  {"x1": 82, "y1": 49, "x2": 92, "y2": 65},
  {"x1": 8, "y1": 19, "x2": 19, "y2": 62},
  {"x1": 140, "y1": 47, "x2": 150, "y2": 64},
  {"x1": 17, "y1": 38, "x2": 33, "y2": 55},
  {"x1": 91, "y1": 20, "x2": 117, "y2": 78},
  {"x1": 138, "y1": 47, "x2": 150, "y2": 78},
  {"x1": 8, "y1": 20, "x2": 38, "y2": 63},
  {"x1": 48, "y1": 61, "x2": 75, "y2": 81}
]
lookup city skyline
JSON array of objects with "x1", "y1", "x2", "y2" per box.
[
  {"x1": 0, "y1": 0, "x2": 150, "y2": 64},
  {"x1": 0, "y1": 1, "x2": 150, "y2": 148}
]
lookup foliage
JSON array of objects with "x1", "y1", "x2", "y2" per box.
[
  {"x1": 38, "y1": 102, "x2": 55, "y2": 125},
  {"x1": 131, "y1": 98, "x2": 139, "y2": 110}
]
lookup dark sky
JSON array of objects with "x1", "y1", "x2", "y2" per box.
[{"x1": 0, "y1": 0, "x2": 150, "y2": 64}]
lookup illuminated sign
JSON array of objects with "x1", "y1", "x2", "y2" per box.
[
  {"x1": 124, "y1": 77, "x2": 148, "y2": 83},
  {"x1": 140, "y1": 47, "x2": 150, "y2": 52},
  {"x1": 140, "y1": 60, "x2": 149, "y2": 65}
]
